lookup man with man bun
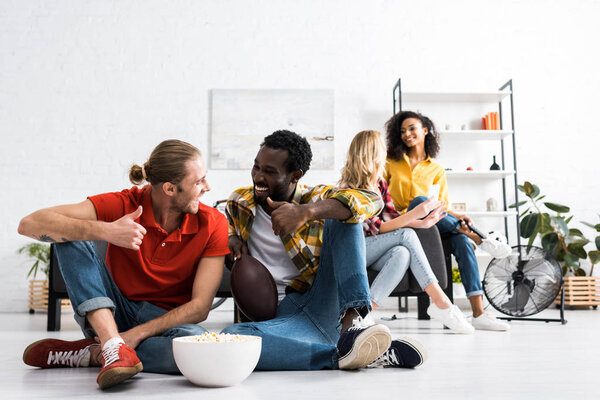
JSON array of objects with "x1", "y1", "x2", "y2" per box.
[{"x1": 18, "y1": 140, "x2": 229, "y2": 389}]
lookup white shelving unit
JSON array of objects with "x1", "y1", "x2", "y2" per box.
[{"x1": 392, "y1": 79, "x2": 522, "y2": 246}]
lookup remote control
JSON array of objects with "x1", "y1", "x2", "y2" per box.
[{"x1": 461, "y1": 219, "x2": 486, "y2": 239}]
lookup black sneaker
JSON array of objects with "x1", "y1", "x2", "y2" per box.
[
  {"x1": 337, "y1": 317, "x2": 391, "y2": 370},
  {"x1": 367, "y1": 338, "x2": 428, "y2": 368}
]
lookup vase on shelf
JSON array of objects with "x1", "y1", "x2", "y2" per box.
[{"x1": 489, "y1": 156, "x2": 500, "y2": 170}]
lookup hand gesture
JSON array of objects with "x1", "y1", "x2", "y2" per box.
[
  {"x1": 412, "y1": 197, "x2": 445, "y2": 219},
  {"x1": 108, "y1": 206, "x2": 147, "y2": 250},
  {"x1": 267, "y1": 197, "x2": 309, "y2": 237},
  {"x1": 411, "y1": 206, "x2": 446, "y2": 229}
]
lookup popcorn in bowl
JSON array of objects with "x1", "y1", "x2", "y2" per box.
[{"x1": 178, "y1": 332, "x2": 255, "y2": 343}]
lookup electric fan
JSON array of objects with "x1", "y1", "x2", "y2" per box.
[{"x1": 483, "y1": 246, "x2": 562, "y2": 317}]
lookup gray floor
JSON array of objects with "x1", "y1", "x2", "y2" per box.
[{"x1": 1, "y1": 299, "x2": 598, "y2": 400}]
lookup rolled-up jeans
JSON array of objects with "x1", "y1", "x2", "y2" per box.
[
  {"x1": 365, "y1": 228, "x2": 438, "y2": 306},
  {"x1": 408, "y1": 196, "x2": 483, "y2": 297},
  {"x1": 53, "y1": 241, "x2": 208, "y2": 374},
  {"x1": 221, "y1": 219, "x2": 371, "y2": 370}
]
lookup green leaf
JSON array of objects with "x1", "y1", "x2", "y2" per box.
[
  {"x1": 569, "y1": 237, "x2": 590, "y2": 247},
  {"x1": 521, "y1": 213, "x2": 539, "y2": 238},
  {"x1": 526, "y1": 232, "x2": 537, "y2": 253},
  {"x1": 575, "y1": 268, "x2": 587, "y2": 277},
  {"x1": 509, "y1": 200, "x2": 527, "y2": 209},
  {"x1": 565, "y1": 215, "x2": 573, "y2": 224},
  {"x1": 596, "y1": 236, "x2": 600, "y2": 251},
  {"x1": 564, "y1": 253, "x2": 580, "y2": 269},
  {"x1": 561, "y1": 265, "x2": 568, "y2": 275},
  {"x1": 524, "y1": 182, "x2": 534, "y2": 197},
  {"x1": 544, "y1": 202, "x2": 570, "y2": 213},
  {"x1": 535, "y1": 195, "x2": 547, "y2": 201},
  {"x1": 569, "y1": 228, "x2": 584, "y2": 237},
  {"x1": 540, "y1": 213, "x2": 552, "y2": 234},
  {"x1": 520, "y1": 208, "x2": 531, "y2": 218},
  {"x1": 589, "y1": 250, "x2": 600, "y2": 265},
  {"x1": 550, "y1": 216, "x2": 569, "y2": 236},
  {"x1": 518, "y1": 184, "x2": 525, "y2": 193},
  {"x1": 541, "y1": 233, "x2": 558, "y2": 254},
  {"x1": 531, "y1": 184, "x2": 540, "y2": 198},
  {"x1": 567, "y1": 243, "x2": 587, "y2": 259}
]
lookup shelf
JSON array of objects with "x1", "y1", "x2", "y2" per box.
[
  {"x1": 446, "y1": 170, "x2": 515, "y2": 179},
  {"x1": 402, "y1": 91, "x2": 511, "y2": 103},
  {"x1": 439, "y1": 130, "x2": 512, "y2": 140}
]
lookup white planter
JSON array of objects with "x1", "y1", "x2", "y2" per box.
[{"x1": 453, "y1": 283, "x2": 466, "y2": 299}]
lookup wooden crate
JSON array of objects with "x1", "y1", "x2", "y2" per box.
[
  {"x1": 28, "y1": 279, "x2": 71, "y2": 311},
  {"x1": 555, "y1": 276, "x2": 600, "y2": 308}
]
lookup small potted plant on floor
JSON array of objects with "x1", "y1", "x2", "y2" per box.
[
  {"x1": 451, "y1": 267, "x2": 466, "y2": 298},
  {"x1": 18, "y1": 242, "x2": 70, "y2": 313},
  {"x1": 511, "y1": 181, "x2": 600, "y2": 308}
]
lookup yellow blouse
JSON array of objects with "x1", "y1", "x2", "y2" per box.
[{"x1": 384, "y1": 154, "x2": 449, "y2": 214}]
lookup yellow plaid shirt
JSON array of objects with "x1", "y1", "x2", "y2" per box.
[{"x1": 226, "y1": 184, "x2": 383, "y2": 293}]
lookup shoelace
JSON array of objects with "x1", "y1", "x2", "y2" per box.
[
  {"x1": 347, "y1": 316, "x2": 369, "y2": 332},
  {"x1": 369, "y1": 348, "x2": 400, "y2": 368},
  {"x1": 47, "y1": 346, "x2": 91, "y2": 367},
  {"x1": 102, "y1": 342, "x2": 122, "y2": 367}
]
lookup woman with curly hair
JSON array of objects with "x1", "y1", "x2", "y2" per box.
[
  {"x1": 339, "y1": 130, "x2": 474, "y2": 334},
  {"x1": 384, "y1": 111, "x2": 510, "y2": 331}
]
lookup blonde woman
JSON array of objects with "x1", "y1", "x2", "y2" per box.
[{"x1": 339, "y1": 130, "x2": 474, "y2": 334}]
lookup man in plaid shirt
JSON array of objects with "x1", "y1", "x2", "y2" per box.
[{"x1": 222, "y1": 130, "x2": 392, "y2": 370}]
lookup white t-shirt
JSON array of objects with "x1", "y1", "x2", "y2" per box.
[{"x1": 248, "y1": 206, "x2": 300, "y2": 301}]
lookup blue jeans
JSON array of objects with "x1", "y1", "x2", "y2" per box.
[
  {"x1": 408, "y1": 196, "x2": 483, "y2": 297},
  {"x1": 53, "y1": 241, "x2": 208, "y2": 374},
  {"x1": 221, "y1": 220, "x2": 371, "y2": 370},
  {"x1": 365, "y1": 228, "x2": 438, "y2": 306}
]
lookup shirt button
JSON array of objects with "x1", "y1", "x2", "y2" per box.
[{"x1": 161, "y1": 243, "x2": 166, "y2": 247}]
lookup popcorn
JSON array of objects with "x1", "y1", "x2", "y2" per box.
[{"x1": 180, "y1": 332, "x2": 252, "y2": 343}]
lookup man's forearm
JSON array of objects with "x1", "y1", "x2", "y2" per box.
[
  {"x1": 304, "y1": 199, "x2": 352, "y2": 221},
  {"x1": 18, "y1": 209, "x2": 104, "y2": 243},
  {"x1": 127, "y1": 299, "x2": 210, "y2": 342}
]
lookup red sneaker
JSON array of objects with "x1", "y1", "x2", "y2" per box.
[
  {"x1": 96, "y1": 340, "x2": 143, "y2": 390},
  {"x1": 23, "y1": 338, "x2": 97, "y2": 368}
]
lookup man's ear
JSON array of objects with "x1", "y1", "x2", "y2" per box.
[
  {"x1": 162, "y1": 182, "x2": 177, "y2": 197},
  {"x1": 290, "y1": 170, "x2": 304, "y2": 185}
]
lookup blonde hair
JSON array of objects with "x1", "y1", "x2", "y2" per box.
[
  {"x1": 129, "y1": 139, "x2": 201, "y2": 186},
  {"x1": 339, "y1": 130, "x2": 387, "y2": 191}
]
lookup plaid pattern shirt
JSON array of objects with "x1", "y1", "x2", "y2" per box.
[
  {"x1": 226, "y1": 184, "x2": 383, "y2": 293},
  {"x1": 363, "y1": 179, "x2": 400, "y2": 237}
]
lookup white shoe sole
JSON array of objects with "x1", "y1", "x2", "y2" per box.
[{"x1": 338, "y1": 325, "x2": 392, "y2": 370}]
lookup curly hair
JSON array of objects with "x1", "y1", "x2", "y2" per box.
[
  {"x1": 261, "y1": 130, "x2": 312, "y2": 174},
  {"x1": 385, "y1": 111, "x2": 440, "y2": 160}
]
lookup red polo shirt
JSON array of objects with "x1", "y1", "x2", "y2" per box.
[{"x1": 88, "y1": 185, "x2": 229, "y2": 310}]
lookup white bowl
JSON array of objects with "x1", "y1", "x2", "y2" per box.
[{"x1": 173, "y1": 335, "x2": 262, "y2": 387}]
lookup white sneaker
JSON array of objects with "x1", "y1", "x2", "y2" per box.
[
  {"x1": 427, "y1": 304, "x2": 475, "y2": 334},
  {"x1": 478, "y1": 236, "x2": 512, "y2": 259},
  {"x1": 472, "y1": 313, "x2": 511, "y2": 331}
]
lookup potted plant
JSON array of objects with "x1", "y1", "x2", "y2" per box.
[
  {"x1": 511, "y1": 181, "x2": 600, "y2": 308},
  {"x1": 17, "y1": 242, "x2": 70, "y2": 313}
]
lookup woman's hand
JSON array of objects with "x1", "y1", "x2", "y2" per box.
[
  {"x1": 411, "y1": 197, "x2": 445, "y2": 219},
  {"x1": 409, "y1": 204, "x2": 446, "y2": 229}
]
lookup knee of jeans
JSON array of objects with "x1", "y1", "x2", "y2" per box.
[
  {"x1": 164, "y1": 324, "x2": 207, "y2": 338},
  {"x1": 221, "y1": 323, "x2": 259, "y2": 336},
  {"x1": 408, "y1": 196, "x2": 427, "y2": 210},
  {"x1": 399, "y1": 228, "x2": 419, "y2": 242},
  {"x1": 388, "y1": 245, "x2": 410, "y2": 261}
]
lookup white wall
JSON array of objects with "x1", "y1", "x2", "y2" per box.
[{"x1": 1, "y1": 0, "x2": 599, "y2": 311}]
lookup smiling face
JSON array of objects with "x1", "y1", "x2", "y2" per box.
[
  {"x1": 400, "y1": 117, "x2": 428, "y2": 149},
  {"x1": 172, "y1": 156, "x2": 210, "y2": 214},
  {"x1": 251, "y1": 146, "x2": 299, "y2": 209}
]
